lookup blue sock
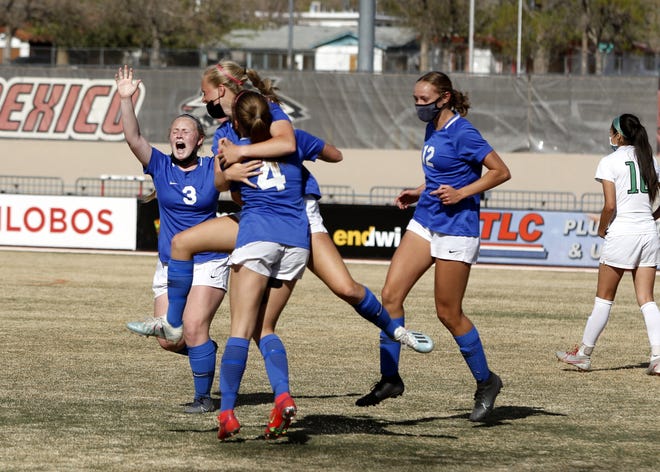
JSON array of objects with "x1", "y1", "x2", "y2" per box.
[
  {"x1": 379, "y1": 316, "x2": 404, "y2": 377},
  {"x1": 178, "y1": 339, "x2": 215, "y2": 357},
  {"x1": 259, "y1": 334, "x2": 290, "y2": 398},
  {"x1": 219, "y1": 337, "x2": 249, "y2": 412},
  {"x1": 455, "y1": 326, "x2": 490, "y2": 383},
  {"x1": 166, "y1": 259, "x2": 193, "y2": 328},
  {"x1": 353, "y1": 287, "x2": 397, "y2": 337},
  {"x1": 188, "y1": 339, "x2": 217, "y2": 399}
]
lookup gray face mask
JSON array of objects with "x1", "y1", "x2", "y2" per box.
[{"x1": 415, "y1": 101, "x2": 441, "y2": 122}]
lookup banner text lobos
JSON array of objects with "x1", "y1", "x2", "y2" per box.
[{"x1": 0, "y1": 77, "x2": 144, "y2": 140}]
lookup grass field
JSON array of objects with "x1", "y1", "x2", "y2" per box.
[{"x1": 1, "y1": 249, "x2": 658, "y2": 471}]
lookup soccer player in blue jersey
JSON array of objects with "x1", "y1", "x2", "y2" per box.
[
  {"x1": 208, "y1": 60, "x2": 433, "y2": 354},
  {"x1": 213, "y1": 90, "x2": 312, "y2": 440},
  {"x1": 356, "y1": 71, "x2": 511, "y2": 422},
  {"x1": 116, "y1": 65, "x2": 229, "y2": 414},
  {"x1": 130, "y1": 60, "x2": 433, "y2": 355}
]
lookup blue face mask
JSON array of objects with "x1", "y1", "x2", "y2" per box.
[
  {"x1": 609, "y1": 136, "x2": 618, "y2": 151},
  {"x1": 416, "y1": 101, "x2": 441, "y2": 122}
]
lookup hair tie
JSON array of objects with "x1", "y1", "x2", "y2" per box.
[
  {"x1": 231, "y1": 90, "x2": 251, "y2": 117},
  {"x1": 612, "y1": 116, "x2": 627, "y2": 138},
  {"x1": 216, "y1": 64, "x2": 243, "y2": 86},
  {"x1": 232, "y1": 90, "x2": 249, "y2": 107}
]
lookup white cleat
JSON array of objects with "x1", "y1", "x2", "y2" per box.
[
  {"x1": 126, "y1": 315, "x2": 183, "y2": 343},
  {"x1": 556, "y1": 345, "x2": 591, "y2": 371},
  {"x1": 646, "y1": 356, "x2": 660, "y2": 376},
  {"x1": 393, "y1": 326, "x2": 434, "y2": 353}
]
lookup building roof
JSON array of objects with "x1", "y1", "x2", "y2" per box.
[{"x1": 215, "y1": 25, "x2": 418, "y2": 52}]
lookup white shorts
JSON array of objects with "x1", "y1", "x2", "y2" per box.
[
  {"x1": 600, "y1": 232, "x2": 660, "y2": 269},
  {"x1": 229, "y1": 241, "x2": 309, "y2": 280},
  {"x1": 406, "y1": 218, "x2": 432, "y2": 242},
  {"x1": 407, "y1": 218, "x2": 479, "y2": 264},
  {"x1": 152, "y1": 258, "x2": 230, "y2": 298},
  {"x1": 305, "y1": 197, "x2": 327, "y2": 234}
]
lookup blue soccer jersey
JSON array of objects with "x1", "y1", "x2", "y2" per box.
[
  {"x1": 230, "y1": 131, "x2": 326, "y2": 249},
  {"x1": 212, "y1": 103, "x2": 324, "y2": 200},
  {"x1": 211, "y1": 119, "x2": 233, "y2": 155},
  {"x1": 145, "y1": 147, "x2": 228, "y2": 264},
  {"x1": 295, "y1": 129, "x2": 324, "y2": 199},
  {"x1": 413, "y1": 113, "x2": 493, "y2": 237}
]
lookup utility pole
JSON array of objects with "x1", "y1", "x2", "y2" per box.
[
  {"x1": 468, "y1": 0, "x2": 474, "y2": 73},
  {"x1": 287, "y1": 0, "x2": 294, "y2": 70},
  {"x1": 516, "y1": 0, "x2": 522, "y2": 75},
  {"x1": 357, "y1": 0, "x2": 375, "y2": 72}
]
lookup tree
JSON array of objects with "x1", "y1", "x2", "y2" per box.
[
  {"x1": 20, "y1": 0, "x2": 237, "y2": 67},
  {"x1": 27, "y1": 0, "x2": 117, "y2": 64},
  {"x1": 483, "y1": 1, "x2": 581, "y2": 74},
  {"x1": 482, "y1": 1, "x2": 526, "y2": 73},
  {"x1": 577, "y1": 0, "x2": 654, "y2": 75},
  {"x1": 5, "y1": 0, "x2": 658, "y2": 73},
  {"x1": 0, "y1": 0, "x2": 37, "y2": 65},
  {"x1": 380, "y1": 0, "x2": 473, "y2": 72},
  {"x1": 482, "y1": 0, "x2": 657, "y2": 75}
]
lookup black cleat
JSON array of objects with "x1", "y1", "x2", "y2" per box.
[
  {"x1": 183, "y1": 396, "x2": 217, "y2": 414},
  {"x1": 355, "y1": 374, "x2": 405, "y2": 407},
  {"x1": 469, "y1": 371, "x2": 503, "y2": 422}
]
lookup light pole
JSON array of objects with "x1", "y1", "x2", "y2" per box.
[
  {"x1": 468, "y1": 0, "x2": 474, "y2": 73},
  {"x1": 287, "y1": 0, "x2": 294, "y2": 70},
  {"x1": 516, "y1": 0, "x2": 522, "y2": 75},
  {"x1": 358, "y1": 0, "x2": 375, "y2": 72}
]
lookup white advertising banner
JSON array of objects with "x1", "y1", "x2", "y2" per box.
[{"x1": 0, "y1": 194, "x2": 136, "y2": 250}]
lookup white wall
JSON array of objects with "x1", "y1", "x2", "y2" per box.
[
  {"x1": 0, "y1": 33, "x2": 30, "y2": 57},
  {"x1": 315, "y1": 44, "x2": 383, "y2": 72}
]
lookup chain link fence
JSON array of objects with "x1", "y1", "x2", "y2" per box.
[{"x1": 12, "y1": 46, "x2": 659, "y2": 76}]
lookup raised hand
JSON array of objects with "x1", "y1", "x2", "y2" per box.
[{"x1": 115, "y1": 64, "x2": 141, "y2": 99}]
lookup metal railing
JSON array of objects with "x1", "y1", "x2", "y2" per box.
[
  {"x1": 579, "y1": 192, "x2": 605, "y2": 213},
  {"x1": 0, "y1": 175, "x2": 64, "y2": 195},
  {"x1": 318, "y1": 185, "x2": 355, "y2": 204},
  {"x1": 482, "y1": 190, "x2": 578, "y2": 211},
  {"x1": 75, "y1": 175, "x2": 155, "y2": 198},
  {"x1": 0, "y1": 174, "x2": 607, "y2": 212},
  {"x1": 369, "y1": 186, "x2": 407, "y2": 205}
]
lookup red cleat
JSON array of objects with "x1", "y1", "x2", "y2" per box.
[
  {"x1": 217, "y1": 410, "x2": 240, "y2": 441},
  {"x1": 264, "y1": 392, "x2": 297, "y2": 439}
]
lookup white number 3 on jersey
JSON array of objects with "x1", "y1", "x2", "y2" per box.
[
  {"x1": 257, "y1": 162, "x2": 286, "y2": 191},
  {"x1": 182, "y1": 185, "x2": 197, "y2": 205}
]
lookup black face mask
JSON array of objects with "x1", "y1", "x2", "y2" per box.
[
  {"x1": 170, "y1": 152, "x2": 198, "y2": 169},
  {"x1": 206, "y1": 101, "x2": 226, "y2": 119}
]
